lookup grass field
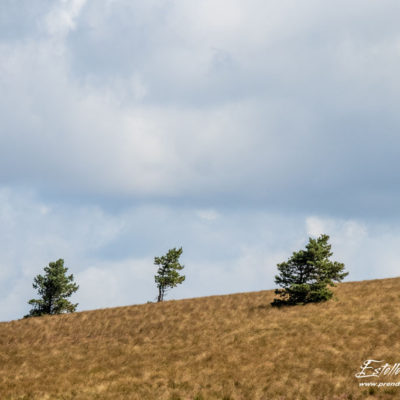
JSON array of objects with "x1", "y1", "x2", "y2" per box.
[{"x1": 1, "y1": 277, "x2": 400, "y2": 399}]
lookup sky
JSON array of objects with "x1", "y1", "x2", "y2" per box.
[{"x1": 1, "y1": 0, "x2": 400, "y2": 321}]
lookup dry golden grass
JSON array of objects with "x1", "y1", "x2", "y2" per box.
[{"x1": 1, "y1": 278, "x2": 400, "y2": 399}]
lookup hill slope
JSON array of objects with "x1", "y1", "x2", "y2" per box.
[{"x1": 1, "y1": 278, "x2": 400, "y2": 399}]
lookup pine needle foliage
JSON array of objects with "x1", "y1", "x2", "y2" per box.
[
  {"x1": 25, "y1": 259, "x2": 79, "y2": 317},
  {"x1": 272, "y1": 234, "x2": 348, "y2": 306},
  {"x1": 154, "y1": 247, "x2": 185, "y2": 302}
]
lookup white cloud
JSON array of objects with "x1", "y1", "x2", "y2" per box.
[
  {"x1": 1, "y1": 187, "x2": 400, "y2": 321},
  {"x1": 304, "y1": 215, "x2": 400, "y2": 281},
  {"x1": 1, "y1": 0, "x2": 400, "y2": 212},
  {"x1": 44, "y1": 0, "x2": 88, "y2": 37},
  {"x1": 75, "y1": 258, "x2": 155, "y2": 309},
  {"x1": 196, "y1": 209, "x2": 220, "y2": 221},
  {"x1": 1, "y1": 1, "x2": 400, "y2": 321},
  {"x1": 0, "y1": 187, "x2": 124, "y2": 320},
  {"x1": 306, "y1": 216, "x2": 327, "y2": 237}
]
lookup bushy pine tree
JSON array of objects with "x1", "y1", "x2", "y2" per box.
[
  {"x1": 154, "y1": 247, "x2": 185, "y2": 302},
  {"x1": 25, "y1": 259, "x2": 79, "y2": 317},
  {"x1": 272, "y1": 234, "x2": 348, "y2": 306}
]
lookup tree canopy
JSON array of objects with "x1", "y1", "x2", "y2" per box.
[
  {"x1": 154, "y1": 247, "x2": 185, "y2": 302},
  {"x1": 272, "y1": 234, "x2": 348, "y2": 306},
  {"x1": 25, "y1": 259, "x2": 79, "y2": 317}
]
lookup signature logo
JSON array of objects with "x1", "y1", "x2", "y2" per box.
[{"x1": 356, "y1": 360, "x2": 400, "y2": 379}]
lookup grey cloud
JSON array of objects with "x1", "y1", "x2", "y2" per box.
[
  {"x1": 0, "y1": 0, "x2": 399, "y2": 217},
  {"x1": 0, "y1": 0, "x2": 51, "y2": 41},
  {"x1": 1, "y1": 1, "x2": 400, "y2": 321}
]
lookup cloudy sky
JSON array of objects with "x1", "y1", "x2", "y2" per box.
[{"x1": 1, "y1": 0, "x2": 400, "y2": 321}]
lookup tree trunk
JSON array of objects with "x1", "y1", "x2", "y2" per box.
[{"x1": 157, "y1": 286, "x2": 163, "y2": 302}]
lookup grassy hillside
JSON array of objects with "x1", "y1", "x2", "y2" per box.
[{"x1": 1, "y1": 278, "x2": 400, "y2": 399}]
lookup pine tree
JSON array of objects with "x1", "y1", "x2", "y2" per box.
[
  {"x1": 271, "y1": 234, "x2": 348, "y2": 306},
  {"x1": 25, "y1": 259, "x2": 79, "y2": 317},
  {"x1": 154, "y1": 247, "x2": 185, "y2": 302}
]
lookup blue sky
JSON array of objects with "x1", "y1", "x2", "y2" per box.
[{"x1": 1, "y1": 0, "x2": 400, "y2": 321}]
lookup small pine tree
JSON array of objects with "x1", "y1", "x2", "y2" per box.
[
  {"x1": 154, "y1": 247, "x2": 185, "y2": 302},
  {"x1": 272, "y1": 234, "x2": 348, "y2": 306},
  {"x1": 25, "y1": 259, "x2": 79, "y2": 317}
]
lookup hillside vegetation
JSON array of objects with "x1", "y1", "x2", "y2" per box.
[{"x1": 1, "y1": 278, "x2": 400, "y2": 399}]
